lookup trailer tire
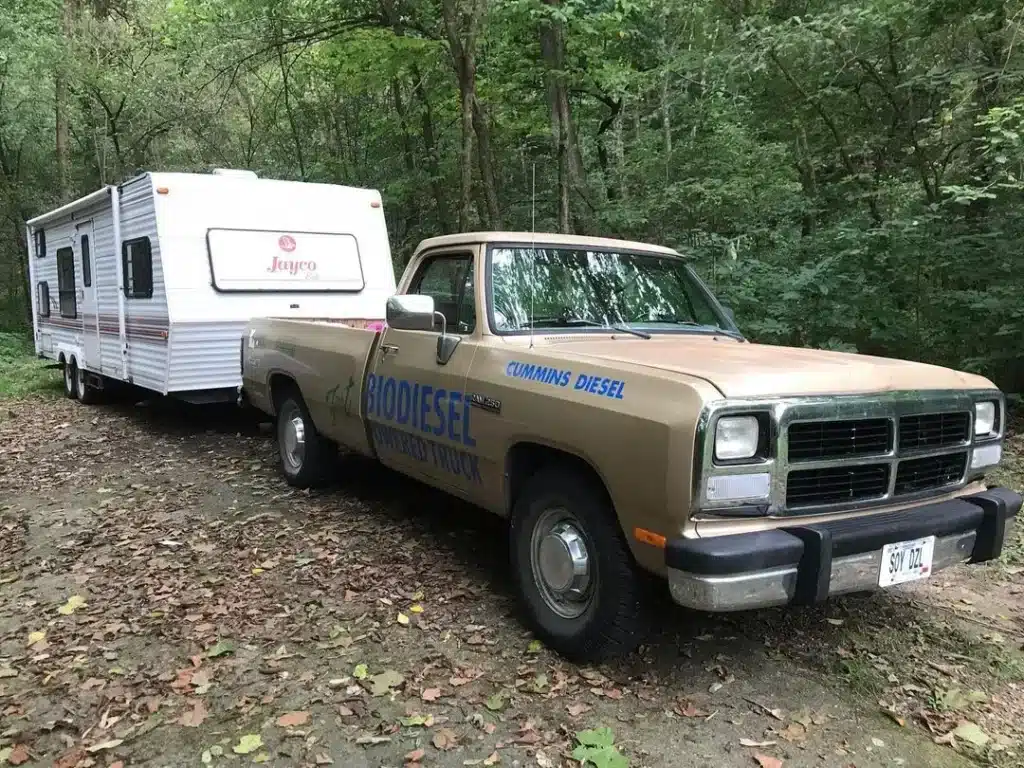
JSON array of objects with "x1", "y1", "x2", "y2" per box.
[
  {"x1": 509, "y1": 466, "x2": 650, "y2": 662},
  {"x1": 275, "y1": 392, "x2": 334, "y2": 488},
  {"x1": 76, "y1": 367, "x2": 100, "y2": 405},
  {"x1": 63, "y1": 359, "x2": 79, "y2": 400}
]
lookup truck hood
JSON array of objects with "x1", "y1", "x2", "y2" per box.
[{"x1": 554, "y1": 336, "x2": 991, "y2": 398}]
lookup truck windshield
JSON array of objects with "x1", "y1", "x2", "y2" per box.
[{"x1": 488, "y1": 245, "x2": 737, "y2": 336}]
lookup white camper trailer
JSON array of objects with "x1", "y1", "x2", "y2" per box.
[{"x1": 26, "y1": 170, "x2": 397, "y2": 403}]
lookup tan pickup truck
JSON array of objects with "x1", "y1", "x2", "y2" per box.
[{"x1": 240, "y1": 231, "x2": 1021, "y2": 660}]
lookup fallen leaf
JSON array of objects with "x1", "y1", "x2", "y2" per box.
[
  {"x1": 353, "y1": 663, "x2": 369, "y2": 679},
  {"x1": 527, "y1": 639, "x2": 543, "y2": 654},
  {"x1": 422, "y1": 687, "x2": 442, "y2": 701},
  {"x1": 206, "y1": 639, "x2": 235, "y2": 657},
  {"x1": 233, "y1": 734, "x2": 263, "y2": 754},
  {"x1": 433, "y1": 727, "x2": 459, "y2": 750},
  {"x1": 0, "y1": 666, "x2": 17, "y2": 678},
  {"x1": 951, "y1": 722, "x2": 990, "y2": 747},
  {"x1": 567, "y1": 702, "x2": 591, "y2": 717},
  {"x1": 410, "y1": 604, "x2": 424, "y2": 614},
  {"x1": 740, "y1": 739, "x2": 777, "y2": 747},
  {"x1": 87, "y1": 739, "x2": 124, "y2": 753},
  {"x1": 315, "y1": 754, "x2": 334, "y2": 765},
  {"x1": 405, "y1": 748, "x2": 426, "y2": 763},
  {"x1": 397, "y1": 613, "x2": 410, "y2": 625},
  {"x1": 754, "y1": 754, "x2": 783, "y2": 768},
  {"x1": 367, "y1": 669, "x2": 404, "y2": 696},
  {"x1": 780, "y1": 723, "x2": 806, "y2": 743},
  {"x1": 536, "y1": 751, "x2": 555, "y2": 768},
  {"x1": 825, "y1": 618, "x2": 844, "y2": 626},
  {"x1": 871, "y1": 737, "x2": 885, "y2": 748},
  {"x1": 277, "y1": 710, "x2": 310, "y2": 728},
  {"x1": 483, "y1": 751, "x2": 500, "y2": 766},
  {"x1": 178, "y1": 699, "x2": 209, "y2": 727},
  {"x1": 485, "y1": 693, "x2": 505, "y2": 711},
  {"x1": 450, "y1": 676, "x2": 474, "y2": 687},
  {"x1": 400, "y1": 714, "x2": 435, "y2": 727},
  {"x1": 709, "y1": 682, "x2": 723, "y2": 693},
  {"x1": 355, "y1": 735, "x2": 392, "y2": 746},
  {"x1": 27, "y1": 630, "x2": 46, "y2": 646},
  {"x1": 58, "y1": 595, "x2": 86, "y2": 615},
  {"x1": 7, "y1": 745, "x2": 30, "y2": 765},
  {"x1": 674, "y1": 700, "x2": 708, "y2": 718}
]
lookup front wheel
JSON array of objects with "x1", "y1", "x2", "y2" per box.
[
  {"x1": 276, "y1": 392, "x2": 334, "y2": 488},
  {"x1": 509, "y1": 467, "x2": 650, "y2": 662},
  {"x1": 63, "y1": 359, "x2": 79, "y2": 400}
]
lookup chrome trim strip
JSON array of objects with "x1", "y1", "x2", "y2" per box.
[
  {"x1": 693, "y1": 389, "x2": 1005, "y2": 517},
  {"x1": 667, "y1": 529, "x2": 977, "y2": 612}
]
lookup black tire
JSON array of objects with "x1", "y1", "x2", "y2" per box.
[
  {"x1": 275, "y1": 390, "x2": 335, "y2": 488},
  {"x1": 77, "y1": 367, "x2": 100, "y2": 405},
  {"x1": 63, "y1": 358, "x2": 79, "y2": 400},
  {"x1": 509, "y1": 466, "x2": 650, "y2": 662}
]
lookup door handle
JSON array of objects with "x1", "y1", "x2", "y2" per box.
[{"x1": 379, "y1": 343, "x2": 399, "y2": 357}]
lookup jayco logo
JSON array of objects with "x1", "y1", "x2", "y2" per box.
[{"x1": 267, "y1": 255, "x2": 318, "y2": 275}]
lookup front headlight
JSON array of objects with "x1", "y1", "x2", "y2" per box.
[
  {"x1": 974, "y1": 401, "x2": 997, "y2": 438},
  {"x1": 715, "y1": 415, "x2": 760, "y2": 461}
]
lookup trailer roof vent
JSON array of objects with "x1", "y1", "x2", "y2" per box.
[{"x1": 210, "y1": 168, "x2": 259, "y2": 179}]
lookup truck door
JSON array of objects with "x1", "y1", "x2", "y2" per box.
[
  {"x1": 367, "y1": 250, "x2": 482, "y2": 496},
  {"x1": 76, "y1": 221, "x2": 100, "y2": 372}
]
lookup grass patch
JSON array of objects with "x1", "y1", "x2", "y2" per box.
[{"x1": 0, "y1": 331, "x2": 61, "y2": 398}]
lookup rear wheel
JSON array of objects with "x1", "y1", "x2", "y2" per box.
[
  {"x1": 63, "y1": 359, "x2": 79, "y2": 400},
  {"x1": 77, "y1": 367, "x2": 100, "y2": 405},
  {"x1": 509, "y1": 466, "x2": 650, "y2": 661},
  {"x1": 276, "y1": 391, "x2": 334, "y2": 488}
]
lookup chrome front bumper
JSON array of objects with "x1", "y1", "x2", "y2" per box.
[{"x1": 665, "y1": 488, "x2": 1020, "y2": 613}]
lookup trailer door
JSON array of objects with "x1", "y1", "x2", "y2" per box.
[{"x1": 77, "y1": 221, "x2": 100, "y2": 371}]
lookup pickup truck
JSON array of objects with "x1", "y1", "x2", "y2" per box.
[{"x1": 240, "y1": 231, "x2": 1021, "y2": 661}]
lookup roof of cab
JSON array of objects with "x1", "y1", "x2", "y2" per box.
[{"x1": 414, "y1": 231, "x2": 682, "y2": 257}]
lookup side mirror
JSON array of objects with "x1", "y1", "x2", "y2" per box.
[
  {"x1": 386, "y1": 294, "x2": 435, "y2": 331},
  {"x1": 721, "y1": 303, "x2": 736, "y2": 325}
]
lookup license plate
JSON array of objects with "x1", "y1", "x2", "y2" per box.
[{"x1": 879, "y1": 536, "x2": 935, "y2": 587}]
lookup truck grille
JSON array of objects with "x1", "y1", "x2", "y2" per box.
[
  {"x1": 787, "y1": 418, "x2": 892, "y2": 462},
  {"x1": 894, "y1": 452, "x2": 967, "y2": 495},
  {"x1": 898, "y1": 412, "x2": 970, "y2": 451},
  {"x1": 786, "y1": 464, "x2": 890, "y2": 508}
]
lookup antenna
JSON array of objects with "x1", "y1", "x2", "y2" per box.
[{"x1": 529, "y1": 163, "x2": 536, "y2": 350}]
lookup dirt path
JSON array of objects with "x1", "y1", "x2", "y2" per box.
[{"x1": 1, "y1": 396, "x2": 1020, "y2": 768}]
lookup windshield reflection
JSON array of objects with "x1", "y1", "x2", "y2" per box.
[{"x1": 489, "y1": 245, "x2": 734, "y2": 335}]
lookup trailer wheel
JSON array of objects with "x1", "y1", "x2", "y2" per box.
[
  {"x1": 63, "y1": 359, "x2": 79, "y2": 400},
  {"x1": 76, "y1": 367, "x2": 100, "y2": 405},
  {"x1": 509, "y1": 466, "x2": 650, "y2": 662},
  {"x1": 276, "y1": 392, "x2": 334, "y2": 488}
]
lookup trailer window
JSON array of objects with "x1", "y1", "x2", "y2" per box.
[
  {"x1": 206, "y1": 228, "x2": 365, "y2": 292},
  {"x1": 122, "y1": 237, "x2": 153, "y2": 299},
  {"x1": 37, "y1": 282, "x2": 50, "y2": 317},
  {"x1": 57, "y1": 247, "x2": 77, "y2": 318},
  {"x1": 81, "y1": 234, "x2": 92, "y2": 287},
  {"x1": 34, "y1": 229, "x2": 46, "y2": 259}
]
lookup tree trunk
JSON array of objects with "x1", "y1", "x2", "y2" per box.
[
  {"x1": 55, "y1": 0, "x2": 77, "y2": 201},
  {"x1": 471, "y1": 98, "x2": 501, "y2": 228},
  {"x1": 411, "y1": 65, "x2": 454, "y2": 234},
  {"x1": 540, "y1": 0, "x2": 587, "y2": 233},
  {"x1": 441, "y1": 0, "x2": 487, "y2": 232}
]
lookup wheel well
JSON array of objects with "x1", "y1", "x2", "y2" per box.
[
  {"x1": 505, "y1": 442, "x2": 612, "y2": 515},
  {"x1": 58, "y1": 353, "x2": 67, "y2": 365},
  {"x1": 269, "y1": 373, "x2": 300, "y2": 412}
]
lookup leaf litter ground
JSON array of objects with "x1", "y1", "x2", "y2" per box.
[{"x1": 0, "y1": 395, "x2": 1021, "y2": 767}]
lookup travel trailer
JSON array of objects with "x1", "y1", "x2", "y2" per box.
[{"x1": 26, "y1": 169, "x2": 396, "y2": 403}]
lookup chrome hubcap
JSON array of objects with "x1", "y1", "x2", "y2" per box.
[
  {"x1": 280, "y1": 405, "x2": 306, "y2": 471},
  {"x1": 530, "y1": 509, "x2": 593, "y2": 619},
  {"x1": 64, "y1": 364, "x2": 73, "y2": 391}
]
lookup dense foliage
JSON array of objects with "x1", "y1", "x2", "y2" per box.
[{"x1": 1, "y1": 0, "x2": 1021, "y2": 389}]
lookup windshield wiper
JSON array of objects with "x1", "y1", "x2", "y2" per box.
[
  {"x1": 651, "y1": 316, "x2": 746, "y2": 341},
  {"x1": 519, "y1": 317, "x2": 651, "y2": 340}
]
